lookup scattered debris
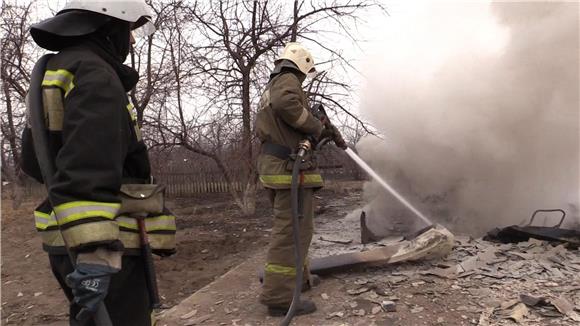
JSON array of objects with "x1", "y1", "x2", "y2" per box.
[
  {"x1": 549, "y1": 295, "x2": 580, "y2": 322},
  {"x1": 506, "y1": 303, "x2": 528, "y2": 323},
  {"x1": 321, "y1": 293, "x2": 329, "y2": 300},
  {"x1": 352, "y1": 309, "x2": 366, "y2": 316},
  {"x1": 183, "y1": 314, "x2": 211, "y2": 326},
  {"x1": 319, "y1": 236, "x2": 353, "y2": 245},
  {"x1": 410, "y1": 306, "x2": 424, "y2": 314},
  {"x1": 347, "y1": 287, "x2": 373, "y2": 295},
  {"x1": 380, "y1": 300, "x2": 397, "y2": 312},
  {"x1": 180, "y1": 309, "x2": 198, "y2": 320},
  {"x1": 477, "y1": 307, "x2": 494, "y2": 326},
  {"x1": 327, "y1": 311, "x2": 345, "y2": 319}
]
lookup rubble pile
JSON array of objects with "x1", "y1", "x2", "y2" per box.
[{"x1": 316, "y1": 235, "x2": 580, "y2": 325}]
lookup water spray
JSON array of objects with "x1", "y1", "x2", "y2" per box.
[{"x1": 344, "y1": 148, "x2": 434, "y2": 226}]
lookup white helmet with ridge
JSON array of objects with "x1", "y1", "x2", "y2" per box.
[
  {"x1": 62, "y1": 0, "x2": 155, "y2": 34},
  {"x1": 31, "y1": 0, "x2": 155, "y2": 51},
  {"x1": 275, "y1": 42, "x2": 316, "y2": 76}
]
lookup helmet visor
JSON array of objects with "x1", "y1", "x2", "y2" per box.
[{"x1": 132, "y1": 16, "x2": 155, "y2": 38}]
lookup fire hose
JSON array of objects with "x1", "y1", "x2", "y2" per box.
[
  {"x1": 279, "y1": 139, "x2": 312, "y2": 326},
  {"x1": 280, "y1": 136, "x2": 335, "y2": 326},
  {"x1": 29, "y1": 54, "x2": 113, "y2": 326}
]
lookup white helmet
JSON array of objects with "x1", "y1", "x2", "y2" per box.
[
  {"x1": 275, "y1": 42, "x2": 316, "y2": 75},
  {"x1": 62, "y1": 0, "x2": 155, "y2": 36}
]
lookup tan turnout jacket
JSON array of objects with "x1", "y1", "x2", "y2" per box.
[{"x1": 256, "y1": 71, "x2": 324, "y2": 189}]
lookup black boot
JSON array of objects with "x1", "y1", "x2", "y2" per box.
[{"x1": 267, "y1": 299, "x2": 317, "y2": 317}]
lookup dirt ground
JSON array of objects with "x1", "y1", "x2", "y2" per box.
[
  {"x1": 3, "y1": 182, "x2": 579, "y2": 326},
  {"x1": 0, "y1": 189, "x2": 279, "y2": 325}
]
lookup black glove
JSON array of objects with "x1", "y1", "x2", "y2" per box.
[
  {"x1": 65, "y1": 263, "x2": 117, "y2": 322},
  {"x1": 320, "y1": 124, "x2": 347, "y2": 150}
]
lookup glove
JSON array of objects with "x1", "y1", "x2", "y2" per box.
[
  {"x1": 65, "y1": 248, "x2": 121, "y2": 322},
  {"x1": 320, "y1": 124, "x2": 348, "y2": 150}
]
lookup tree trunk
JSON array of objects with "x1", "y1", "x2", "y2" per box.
[
  {"x1": 240, "y1": 71, "x2": 257, "y2": 215},
  {"x1": 1, "y1": 70, "x2": 21, "y2": 175}
]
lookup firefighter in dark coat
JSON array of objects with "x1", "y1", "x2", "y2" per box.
[{"x1": 21, "y1": 1, "x2": 175, "y2": 325}]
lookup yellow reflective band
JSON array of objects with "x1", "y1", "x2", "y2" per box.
[
  {"x1": 42, "y1": 69, "x2": 75, "y2": 97},
  {"x1": 126, "y1": 103, "x2": 137, "y2": 121},
  {"x1": 54, "y1": 201, "x2": 120, "y2": 225},
  {"x1": 55, "y1": 201, "x2": 120, "y2": 211},
  {"x1": 259, "y1": 174, "x2": 323, "y2": 185},
  {"x1": 34, "y1": 211, "x2": 58, "y2": 230},
  {"x1": 265, "y1": 263, "x2": 296, "y2": 276}
]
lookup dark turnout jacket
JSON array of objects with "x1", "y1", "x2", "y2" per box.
[{"x1": 21, "y1": 43, "x2": 175, "y2": 255}]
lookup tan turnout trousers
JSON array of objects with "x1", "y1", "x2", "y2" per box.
[{"x1": 260, "y1": 188, "x2": 314, "y2": 306}]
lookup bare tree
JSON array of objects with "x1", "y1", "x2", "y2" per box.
[
  {"x1": 0, "y1": 1, "x2": 37, "y2": 182},
  {"x1": 140, "y1": 0, "x2": 380, "y2": 215}
]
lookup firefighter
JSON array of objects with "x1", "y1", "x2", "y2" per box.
[
  {"x1": 255, "y1": 42, "x2": 347, "y2": 316},
  {"x1": 21, "y1": 1, "x2": 176, "y2": 325}
]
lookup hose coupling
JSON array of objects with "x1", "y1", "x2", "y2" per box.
[{"x1": 297, "y1": 140, "x2": 312, "y2": 158}]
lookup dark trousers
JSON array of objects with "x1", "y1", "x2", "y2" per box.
[{"x1": 49, "y1": 254, "x2": 152, "y2": 326}]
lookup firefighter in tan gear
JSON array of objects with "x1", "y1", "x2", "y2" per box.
[
  {"x1": 256, "y1": 43, "x2": 347, "y2": 316},
  {"x1": 21, "y1": 1, "x2": 175, "y2": 325}
]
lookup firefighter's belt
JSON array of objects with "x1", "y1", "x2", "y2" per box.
[
  {"x1": 118, "y1": 184, "x2": 165, "y2": 216},
  {"x1": 261, "y1": 142, "x2": 292, "y2": 160}
]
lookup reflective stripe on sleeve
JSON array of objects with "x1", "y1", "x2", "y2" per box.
[
  {"x1": 34, "y1": 211, "x2": 58, "y2": 230},
  {"x1": 259, "y1": 174, "x2": 323, "y2": 185},
  {"x1": 126, "y1": 103, "x2": 138, "y2": 122},
  {"x1": 42, "y1": 69, "x2": 75, "y2": 97},
  {"x1": 265, "y1": 263, "x2": 296, "y2": 276},
  {"x1": 295, "y1": 107, "x2": 310, "y2": 127},
  {"x1": 53, "y1": 201, "x2": 120, "y2": 225}
]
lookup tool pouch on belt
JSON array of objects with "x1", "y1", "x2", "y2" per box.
[
  {"x1": 117, "y1": 184, "x2": 177, "y2": 256},
  {"x1": 118, "y1": 184, "x2": 165, "y2": 215}
]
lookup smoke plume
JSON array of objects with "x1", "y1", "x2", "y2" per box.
[{"x1": 358, "y1": 2, "x2": 579, "y2": 235}]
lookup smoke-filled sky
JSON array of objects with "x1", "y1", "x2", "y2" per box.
[{"x1": 356, "y1": 1, "x2": 579, "y2": 235}]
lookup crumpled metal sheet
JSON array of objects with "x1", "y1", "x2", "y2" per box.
[{"x1": 310, "y1": 224, "x2": 454, "y2": 275}]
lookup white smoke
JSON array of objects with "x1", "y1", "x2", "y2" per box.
[{"x1": 358, "y1": 2, "x2": 579, "y2": 235}]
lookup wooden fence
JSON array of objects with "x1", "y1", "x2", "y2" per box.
[
  {"x1": 5, "y1": 148, "x2": 365, "y2": 199},
  {"x1": 157, "y1": 165, "x2": 363, "y2": 197}
]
